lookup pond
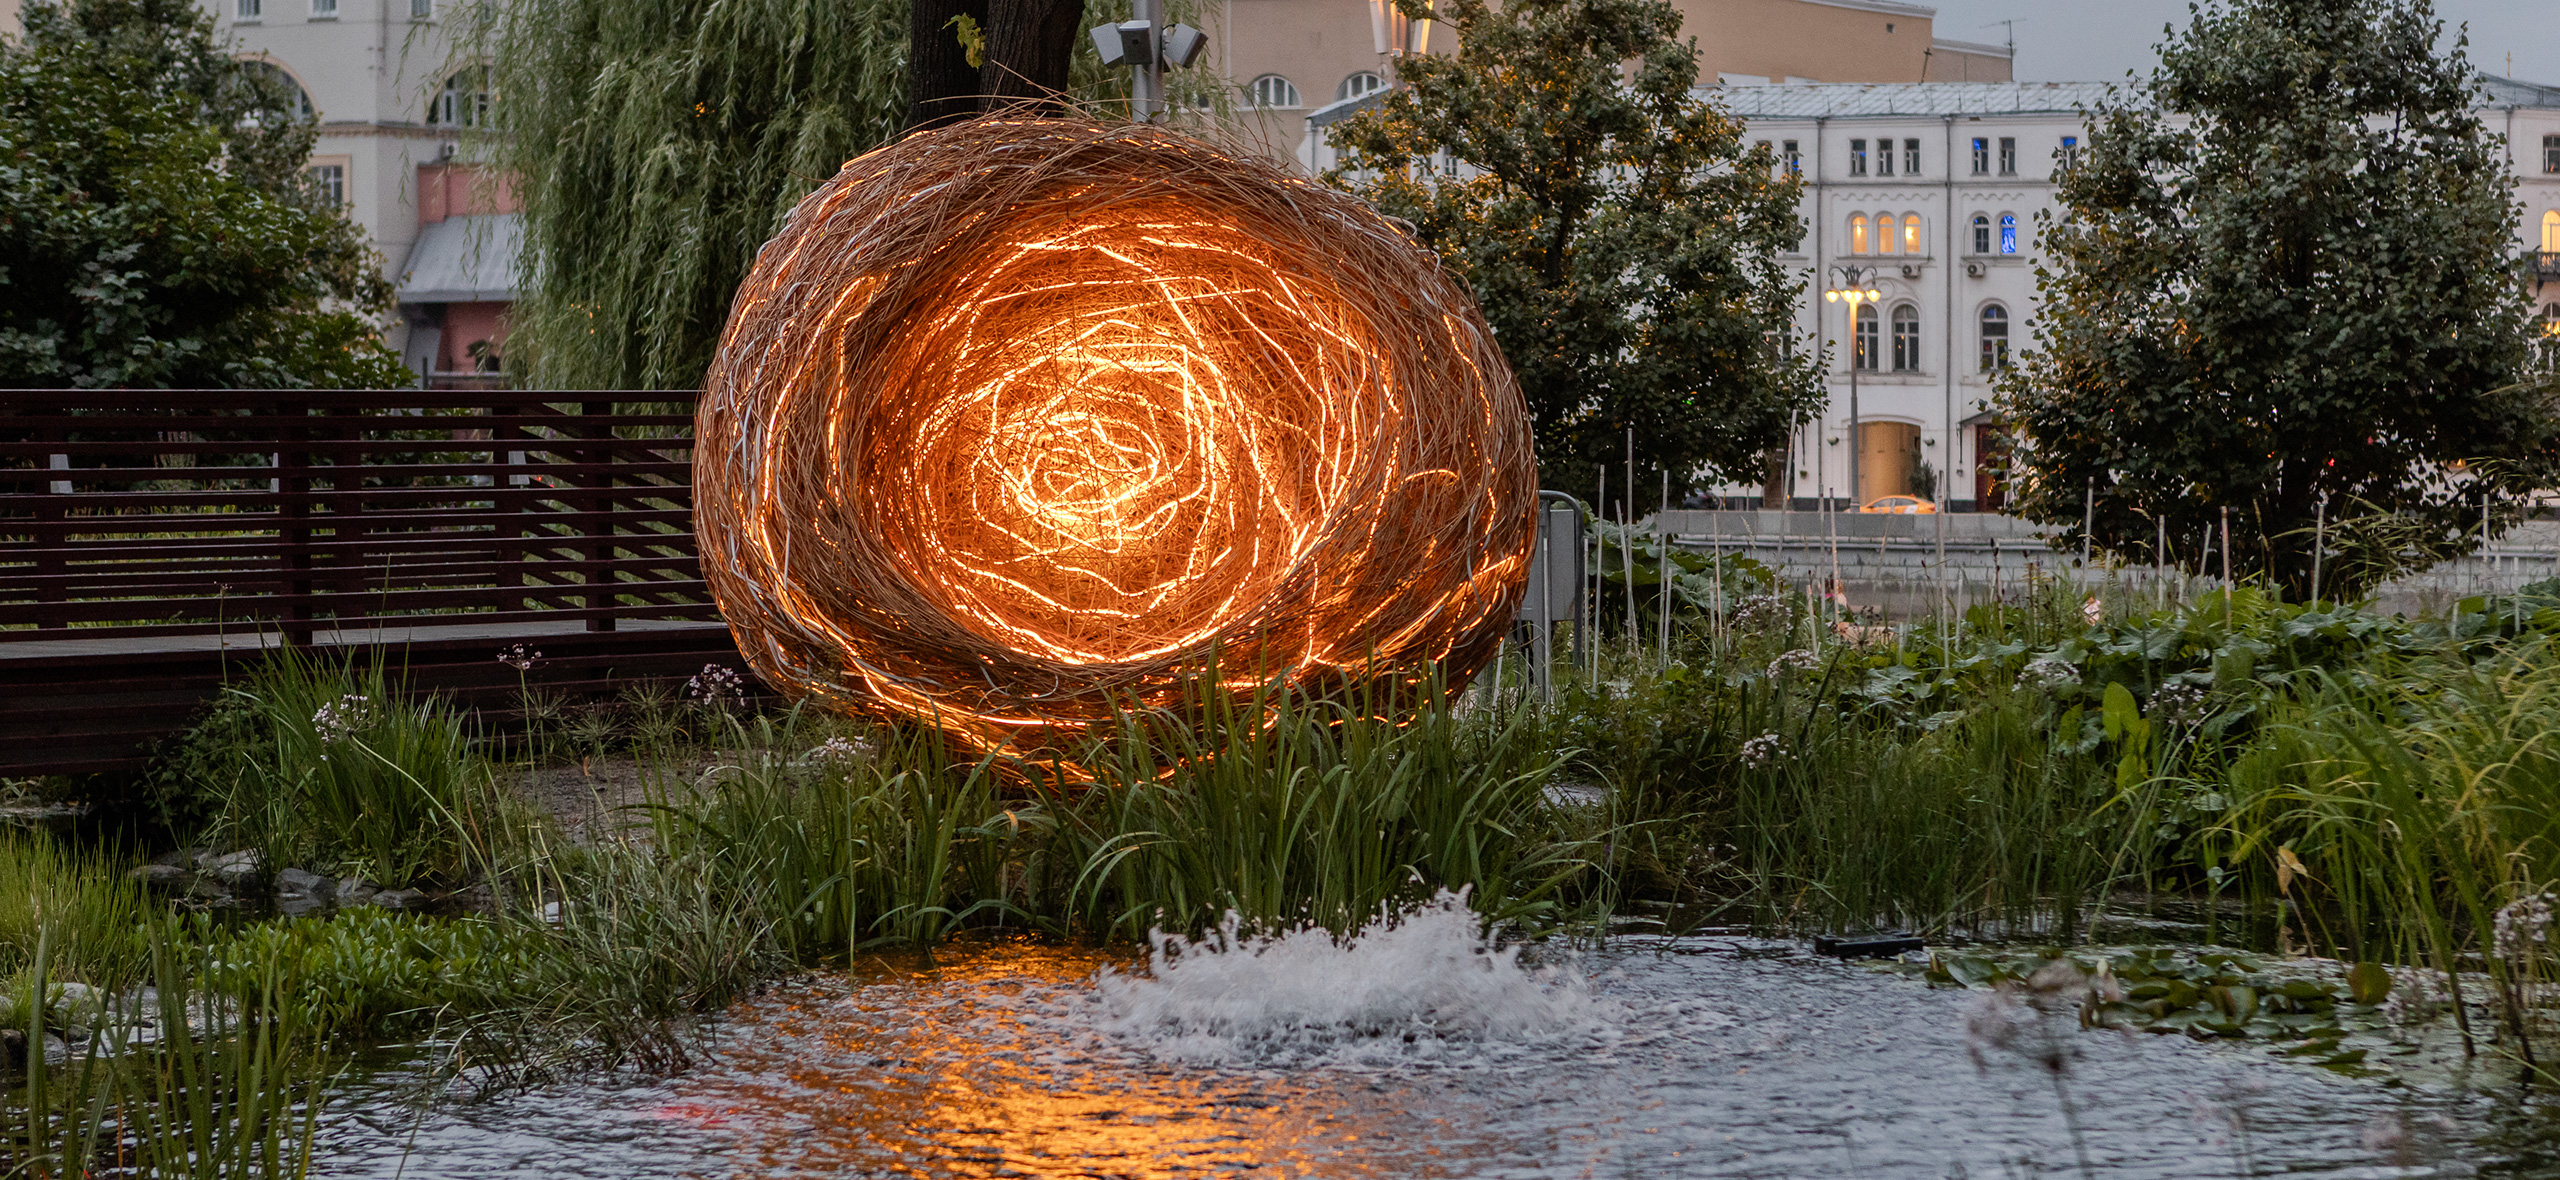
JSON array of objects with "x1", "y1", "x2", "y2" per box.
[{"x1": 317, "y1": 897, "x2": 2535, "y2": 1178}]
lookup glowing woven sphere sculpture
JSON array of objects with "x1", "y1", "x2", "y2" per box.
[{"x1": 697, "y1": 117, "x2": 1535, "y2": 755}]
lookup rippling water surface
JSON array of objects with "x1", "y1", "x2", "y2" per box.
[{"x1": 319, "y1": 901, "x2": 2500, "y2": 1178}]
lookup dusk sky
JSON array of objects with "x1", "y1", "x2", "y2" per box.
[{"x1": 1918, "y1": 0, "x2": 2553, "y2": 86}]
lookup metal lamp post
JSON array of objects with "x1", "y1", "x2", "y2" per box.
[{"x1": 1821, "y1": 265, "x2": 1881, "y2": 511}]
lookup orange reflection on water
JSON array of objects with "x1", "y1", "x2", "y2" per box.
[{"x1": 650, "y1": 937, "x2": 1496, "y2": 1179}]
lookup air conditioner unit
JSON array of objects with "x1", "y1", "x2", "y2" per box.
[
  {"x1": 1900, "y1": 264, "x2": 1924, "y2": 279},
  {"x1": 1964, "y1": 261, "x2": 1986, "y2": 278}
]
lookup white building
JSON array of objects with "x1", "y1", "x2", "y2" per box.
[
  {"x1": 205, "y1": 0, "x2": 519, "y2": 384},
  {"x1": 1314, "y1": 76, "x2": 2560, "y2": 511}
]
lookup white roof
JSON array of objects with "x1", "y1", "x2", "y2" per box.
[
  {"x1": 1709, "y1": 82, "x2": 2119, "y2": 120},
  {"x1": 396, "y1": 213, "x2": 523, "y2": 304}
]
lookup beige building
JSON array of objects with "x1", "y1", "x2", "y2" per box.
[{"x1": 1201, "y1": 0, "x2": 2011, "y2": 161}]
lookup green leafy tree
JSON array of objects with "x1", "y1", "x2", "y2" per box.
[
  {"x1": 1997, "y1": 0, "x2": 2549, "y2": 597},
  {"x1": 474, "y1": 0, "x2": 911, "y2": 391},
  {"x1": 0, "y1": 0, "x2": 406, "y2": 388},
  {"x1": 1322, "y1": 0, "x2": 1820, "y2": 506}
]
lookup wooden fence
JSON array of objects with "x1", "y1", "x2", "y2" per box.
[{"x1": 1, "y1": 391, "x2": 740, "y2": 775}]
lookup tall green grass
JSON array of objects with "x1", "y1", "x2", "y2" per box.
[{"x1": 202, "y1": 651, "x2": 507, "y2": 888}]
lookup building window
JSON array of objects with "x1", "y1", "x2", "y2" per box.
[
  {"x1": 1878, "y1": 139, "x2": 1895, "y2": 176},
  {"x1": 1850, "y1": 138, "x2": 1868, "y2": 176},
  {"x1": 310, "y1": 0, "x2": 336, "y2": 16},
  {"x1": 1247, "y1": 75, "x2": 1302, "y2": 109},
  {"x1": 2544, "y1": 134, "x2": 2558, "y2": 174},
  {"x1": 1980, "y1": 304, "x2": 2010, "y2": 371},
  {"x1": 1999, "y1": 213, "x2": 2018, "y2": 254},
  {"x1": 1855, "y1": 304, "x2": 1879, "y2": 371},
  {"x1": 241, "y1": 61, "x2": 313, "y2": 119},
  {"x1": 306, "y1": 163, "x2": 345, "y2": 206},
  {"x1": 1850, "y1": 214, "x2": 1870, "y2": 255},
  {"x1": 410, "y1": 0, "x2": 430, "y2": 16},
  {"x1": 1998, "y1": 137, "x2": 2016, "y2": 175},
  {"x1": 1337, "y1": 72, "x2": 1385, "y2": 102},
  {"x1": 1891, "y1": 305, "x2": 1921, "y2": 372},
  {"x1": 236, "y1": 0, "x2": 260, "y2": 19},
  {"x1": 1971, "y1": 137, "x2": 1988, "y2": 175},
  {"x1": 2543, "y1": 209, "x2": 2560, "y2": 252},
  {"x1": 1877, "y1": 213, "x2": 1898, "y2": 254},
  {"x1": 428, "y1": 67, "x2": 491, "y2": 127},
  {"x1": 1903, "y1": 138, "x2": 1920, "y2": 174},
  {"x1": 2060, "y1": 135, "x2": 2080, "y2": 170},
  {"x1": 1902, "y1": 214, "x2": 1921, "y2": 255},
  {"x1": 1783, "y1": 139, "x2": 1800, "y2": 176},
  {"x1": 1971, "y1": 214, "x2": 1991, "y2": 255}
]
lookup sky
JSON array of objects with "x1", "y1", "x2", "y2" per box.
[{"x1": 1920, "y1": 0, "x2": 2555, "y2": 86}]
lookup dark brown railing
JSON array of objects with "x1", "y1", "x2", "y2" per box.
[
  {"x1": 2540, "y1": 251, "x2": 2560, "y2": 284},
  {"x1": 2, "y1": 391, "x2": 714, "y2": 642},
  {"x1": 0, "y1": 391, "x2": 739, "y2": 776}
]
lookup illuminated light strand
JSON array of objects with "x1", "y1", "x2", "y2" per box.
[{"x1": 696, "y1": 116, "x2": 1536, "y2": 759}]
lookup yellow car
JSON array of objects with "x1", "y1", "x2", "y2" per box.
[{"x1": 1859, "y1": 495, "x2": 1938, "y2": 514}]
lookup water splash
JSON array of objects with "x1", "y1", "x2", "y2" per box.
[{"x1": 1093, "y1": 890, "x2": 1618, "y2": 1065}]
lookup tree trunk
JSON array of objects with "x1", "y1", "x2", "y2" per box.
[
  {"x1": 982, "y1": 0, "x2": 1086, "y2": 108},
  {"x1": 907, "y1": 0, "x2": 990, "y2": 130}
]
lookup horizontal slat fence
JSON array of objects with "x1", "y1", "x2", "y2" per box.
[{"x1": 1, "y1": 391, "x2": 745, "y2": 775}]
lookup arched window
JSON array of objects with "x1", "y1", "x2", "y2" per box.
[
  {"x1": 1890, "y1": 304, "x2": 1921, "y2": 372},
  {"x1": 1998, "y1": 213, "x2": 2019, "y2": 255},
  {"x1": 239, "y1": 60, "x2": 313, "y2": 120},
  {"x1": 2543, "y1": 210, "x2": 2560, "y2": 253},
  {"x1": 1337, "y1": 72, "x2": 1386, "y2": 102},
  {"x1": 428, "y1": 66, "x2": 490, "y2": 127},
  {"x1": 1979, "y1": 303, "x2": 2011, "y2": 372},
  {"x1": 1854, "y1": 304, "x2": 1878, "y2": 371},
  {"x1": 1247, "y1": 75, "x2": 1302, "y2": 109},
  {"x1": 1971, "y1": 214, "x2": 1991, "y2": 255},
  {"x1": 1850, "y1": 215, "x2": 1870, "y2": 255},
  {"x1": 1902, "y1": 213, "x2": 1922, "y2": 255},
  {"x1": 1877, "y1": 213, "x2": 1899, "y2": 255}
]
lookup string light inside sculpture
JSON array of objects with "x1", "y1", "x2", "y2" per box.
[{"x1": 697, "y1": 117, "x2": 1535, "y2": 758}]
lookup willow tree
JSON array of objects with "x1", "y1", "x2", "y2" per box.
[
  {"x1": 1321, "y1": 0, "x2": 1819, "y2": 506},
  {"x1": 477, "y1": 0, "x2": 910, "y2": 390},
  {"x1": 1997, "y1": 0, "x2": 2549, "y2": 597}
]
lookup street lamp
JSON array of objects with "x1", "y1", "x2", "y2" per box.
[{"x1": 1822, "y1": 265, "x2": 1882, "y2": 510}]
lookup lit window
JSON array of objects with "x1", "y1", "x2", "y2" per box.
[
  {"x1": 1850, "y1": 139, "x2": 1868, "y2": 176},
  {"x1": 1999, "y1": 213, "x2": 2018, "y2": 254},
  {"x1": 1997, "y1": 137, "x2": 2015, "y2": 175},
  {"x1": 2544, "y1": 134, "x2": 2557, "y2": 174},
  {"x1": 236, "y1": 0, "x2": 260, "y2": 18},
  {"x1": 1854, "y1": 305, "x2": 1878, "y2": 371},
  {"x1": 1783, "y1": 139, "x2": 1801, "y2": 175},
  {"x1": 1877, "y1": 214, "x2": 1898, "y2": 255},
  {"x1": 1903, "y1": 138, "x2": 1920, "y2": 174},
  {"x1": 1979, "y1": 304, "x2": 2010, "y2": 371},
  {"x1": 428, "y1": 67, "x2": 491, "y2": 127},
  {"x1": 306, "y1": 163, "x2": 345, "y2": 206},
  {"x1": 2543, "y1": 209, "x2": 2560, "y2": 252},
  {"x1": 1850, "y1": 215, "x2": 1870, "y2": 255},
  {"x1": 1891, "y1": 304, "x2": 1921, "y2": 372},
  {"x1": 1903, "y1": 213, "x2": 1921, "y2": 255},
  {"x1": 1336, "y1": 72, "x2": 1385, "y2": 103},
  {"x1": 1971, "y1": 214, "x2": 1990, "y2": 255},
  {"x1": 1970, "y1": 137, "x2": 1988, "y2": 175},
  {"x1": 1247, "y1": 75, "x2": 1302, "y2": 109},
  {"x1": 310, "y1": 0, "x2": 336, "y2": 16}
]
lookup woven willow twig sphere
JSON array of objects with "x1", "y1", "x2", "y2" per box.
[{"x1": 697, "y1": 116, "x2": 1536, "y2": 756}]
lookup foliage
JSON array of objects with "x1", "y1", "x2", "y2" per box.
[
  {"x1": 0, "y1": 0, "x2": 408, "y2": 388},
  {"x1": 1322, "y1": 0, "x2": 1822, "y2": 503},
  {"x1": 201, "y1": 909, "x2": 542, "y2": 1038},
  {"x1": 467, "y1": 0, "x2": 909, "y2": 390},
  {"x1": 0, "y1": 832, "x2": 155, "y2": 996},
  {"x1": 1997, "y1": 0, "x2": 2550, "y2": 597},
  {"x1": 203, "y1": 653, "x2": 508, "y2": 889}
]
